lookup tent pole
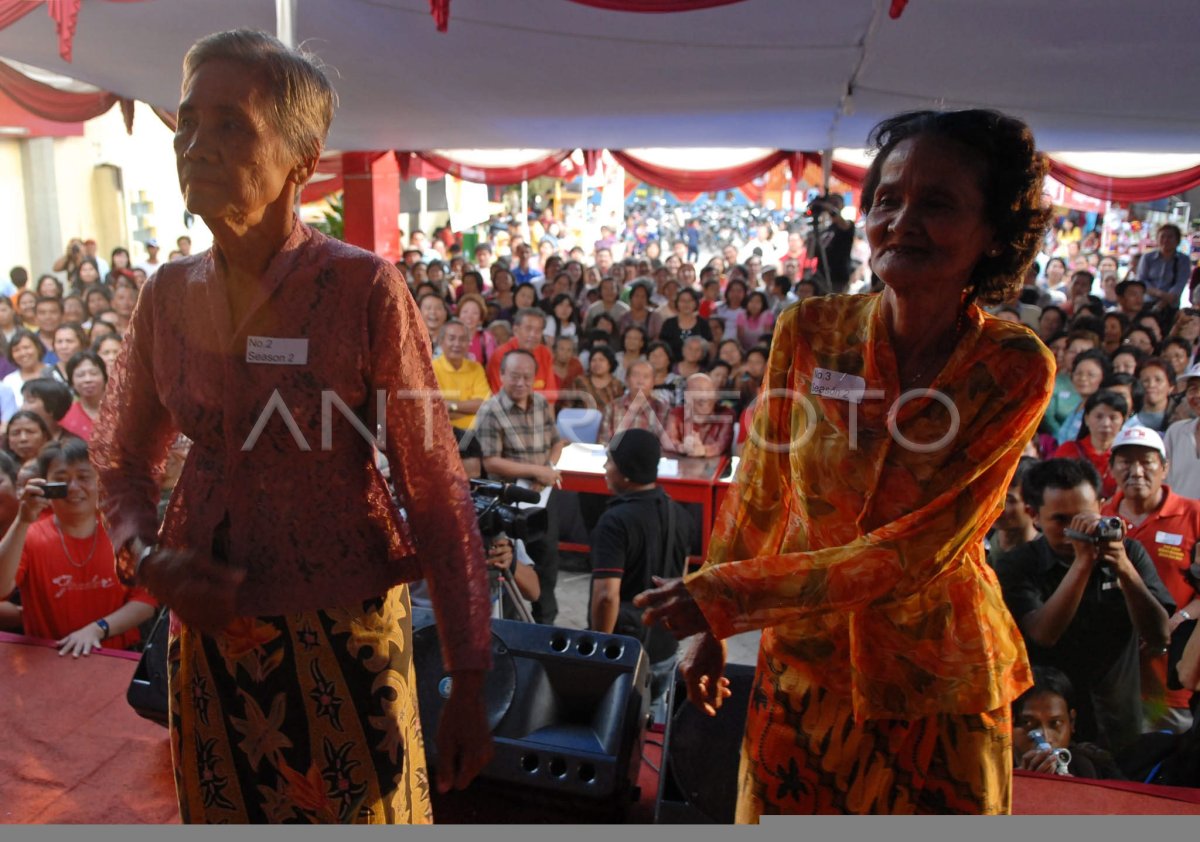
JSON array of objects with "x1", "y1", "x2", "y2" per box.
[
  {"x1": 521, "y1": 180, "x2": 530, "y2": 244},
  {"x1": 276, "y1": 0, "x2": 297, "y2": 48}
]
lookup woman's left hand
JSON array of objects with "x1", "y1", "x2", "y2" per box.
[
  {"x1": 57, "y1": 623, "x2": 104, "y2": 658},
  {"x1": 632, "y1": 575, "x2": 713, "y2": 640},
  {"x1": 436, "y1": 669, "x2": 494, "y2": 792}
]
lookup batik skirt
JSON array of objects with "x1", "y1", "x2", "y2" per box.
[
  {"x1": 735, "y1": 646, "x2": 1013, "y2": 819},
  {"x1": 166, "y1": 584, "x2": 431, "y2": 824}
]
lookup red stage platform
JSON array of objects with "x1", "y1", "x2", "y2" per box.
[{"x1": 2, "y1": 631, "x2": 1198, "y2": 823}]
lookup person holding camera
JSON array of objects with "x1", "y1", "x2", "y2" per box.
[
  {"x1": 1011, "y1": 665, "x2": 1125, "y2": 780},
  {"x1": 474, "y1": 348, "x2": 564, "y2": 624},
  {"x1": 805, "y1": 193, "x2": 855, "y2": 293},
  {"x1": 996, "y1": 458, "x2": 1174, "y2": 752},
  {"x1": 0, "y1": 438, "x2": 155, "y2": 656},
  {"x1": 51, "y1": 238, "x2": 85, "y2": 280}
]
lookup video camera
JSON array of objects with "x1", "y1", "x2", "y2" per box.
[
  {"x1": 470, "y1": 479, "x2": 547, "y2": 545},
  {"x1": 1064, "y1": 516, "x2": 1124, "y2": 545},
  {"x1": 805, "y1": 192, "x2": 842, "y2": 219}
]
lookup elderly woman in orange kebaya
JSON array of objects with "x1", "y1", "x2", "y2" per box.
[
  {"x1": 91, "y1": 31, "x2": 492, "y2": 824},
  {"x1": 635, "y1": 110, "x2": 1056, "y2": 817}
]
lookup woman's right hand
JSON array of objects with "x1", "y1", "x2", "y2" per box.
[
  {"x1": 18, "y1": 479, "x2": 51, "y2": 525},
  {"x1": 138, "y1": 548, "x2": 246, "y2": 636},
  {"x1": 679, "y1": 631, "x2": 732, "y2": 717}
]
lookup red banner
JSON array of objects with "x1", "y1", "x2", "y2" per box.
[
  {"x1": 410, "y1": 149, "x2": 574, "y2": 185},
  {"x1": 568, "y1": 0, "x2": 748, "y2": 10},
  {"x1": 0, "y1": 58, "x2": 118, "y2": 122},
  {"x1": 610, "y1": 149, "x2": 803, "y2": 194},
  {"x1": 0, "y1": 0, "x2": 149, "y2": 62},
  {"x1": 1048, "y1": 159, "x2": 1200, "y2": 203}
]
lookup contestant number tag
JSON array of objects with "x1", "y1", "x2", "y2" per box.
[
  {"x1": 246, "y1": 336, "x2": 309, "y2": 365},
  {"x1": 811, "y1": 368, "x2": 866, "y2": 403}
]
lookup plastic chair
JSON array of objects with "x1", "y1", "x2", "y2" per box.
[{"x1": 556, "y1": 408, "x2": 602, "y2": 444}]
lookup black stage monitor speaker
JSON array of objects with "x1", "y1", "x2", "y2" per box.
[
  {"x1": 655, "y1": 661, "x2": 756, "y2": 824},
  {"x1": 411, "y1": 610, "x2": 650, "y2": 821}
]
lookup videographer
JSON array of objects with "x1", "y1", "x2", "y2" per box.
[
  {"x1": 474, "y1": 349, "x2": 564, "y2": 623},
  {"x1": 996, "y1": 458, "x2": 1174, "y2": 752},
  {"x1": 51, "y1": 238, "x2": 85, "y2": 279},
  {"x1": 412, "y1": 430, "x2": 540, "y2": 619},
  {"x1": 805, "y1": 193, "x2": 855, "y2": 294}
]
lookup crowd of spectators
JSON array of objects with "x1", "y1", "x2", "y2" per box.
[
  {"x1": 3, "y1": 206, "x2": 1199, "y2": 788},
  {"x1": 0, "y1": 235, "x2": 200, "y2": 652}
]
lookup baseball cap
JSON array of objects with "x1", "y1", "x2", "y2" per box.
[
  {"x1": 146, "y1": 238, "x2": 159, "y2": 249},
  {"x1": 1110, "y1": 425, "x2": 1166, "y2": 458},
  {"x1": 1180, "y1": 362, "x2": 1200, "y2": 387}
]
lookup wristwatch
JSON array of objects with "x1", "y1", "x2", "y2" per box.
[
  {"x1": 449, "y1": 401, "x2": 459, "y2": 413},
  {"x1": 95, "y1": 618, "x2": 110, "y2": 640},
  {"x1": 1182, "y1": 609, "x2": 1194, "y2": 620}
]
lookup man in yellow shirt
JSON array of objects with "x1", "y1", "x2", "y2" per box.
[{"x1": 434, "y1": 319, "x2": 492, "y2": 429}]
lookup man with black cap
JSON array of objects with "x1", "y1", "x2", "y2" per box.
[{"x1": 589, "y1": 428, "x2": 692, "y2": 721}]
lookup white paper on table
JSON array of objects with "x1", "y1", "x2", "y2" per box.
[
  {"x1": 514, "y1": 478, "x2": 553, "y2": 510},
  {"x1": 657, "y1": 458, "x2": 680, "y2": 478},
  {"x1": 723, "y1": 456, "x2": 740, "y2": 482},
  {"x1": 554, "y1": 442, "x2": 607, "y2": 474}
]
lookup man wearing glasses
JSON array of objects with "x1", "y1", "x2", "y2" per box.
[
  {"x1": 473, "y1": 349, "x2": 564, "y2": 624},
  {"x1": 1103, "y1": 425, "x2": 1200, "y2": 734}
]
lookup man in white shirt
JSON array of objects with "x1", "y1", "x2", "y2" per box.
[{"x1": 1164, "y1": 363, "x2": 1200, "y2": 500}]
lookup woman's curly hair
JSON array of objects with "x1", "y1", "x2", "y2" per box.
[{"x1": 860, "y1": 109, "x2": 1052, "y2": 306}]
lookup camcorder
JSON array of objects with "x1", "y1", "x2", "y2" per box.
[
  {"x1": 1064, "y1": 516, "x2": 1124, "y2": 545},
  {"x1": 470, "y1": 479, "x2": 546, "y2": 545},
  {"x1": 805, "y1": 193, "x2": 841, "y2": 218},
  {"x1": 1027, "y1": 728, "x2": 1071, "y2": 775}
]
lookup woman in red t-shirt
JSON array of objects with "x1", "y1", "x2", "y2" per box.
[
  {"x1": 1052, "y1": 390, "x2": 1129, "y2": 501},
  {"x1": 0, "y1": 437, "x2": 155, "y2": 655}
]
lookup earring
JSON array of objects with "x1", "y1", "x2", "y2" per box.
[{"x1": 987, "y1": 248, "x2": 1001, "y2": 257}]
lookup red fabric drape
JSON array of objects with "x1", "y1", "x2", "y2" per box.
[
  {"x1": 828, "y1": 157, "x2": 868, "y2": 188},
  {"x1": 738, "y1": 181, "x2": 764, "y2": 204},
  {"x1": 583, "y1": 149, "x2": 601, "y2": 177},
  {"x1": 413, "y1": 149, "x2": 574, "y2": 184},
  {"x1": 0, "y1": 0, "x2": 150, "y2": 62},
  {"x1": 430, "y1": 0, "x2": 449, "y2": 32},
  {"x1": 610, "y1": 149, "x2": 798, "y2": 193},
  {"x1": 1047, "y1": 159, "x2": 1200, "y2": 203},
  {"x1": 151, "y1": 105, "x2": 177, "y2": 131},
  {"x1": 568, "y1": 0, "x2": 748, "y2": 11},
  {"x1": 0, "y1": 0, "x2": 39, "y2": 31},
  {"x1": 0, "y1": 59, "x2": 117, "y2": 121},
  {"x1": 46, "y1": 0, "x2": 80, "y2": 62}
]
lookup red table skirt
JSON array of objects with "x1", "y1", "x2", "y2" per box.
[{"x1": 3, "y1": 630, "x2": 1198, "y2": 823}]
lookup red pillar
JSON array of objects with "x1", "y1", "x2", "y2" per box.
[{"x1": 341, "y1": 151, "x2": 400, "y2": 263}]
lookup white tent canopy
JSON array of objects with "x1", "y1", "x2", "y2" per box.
[{"x1": 1, "y1": 0, "x2": 1198, "y2": 154}]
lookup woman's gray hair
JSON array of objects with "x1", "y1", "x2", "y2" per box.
[{"x1": 182, "y1": 29, "x2": 336, "y2": 164}]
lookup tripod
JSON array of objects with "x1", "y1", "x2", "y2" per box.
[{"x1": 494, "y1": 563, "x2": 535, "y2": 623}]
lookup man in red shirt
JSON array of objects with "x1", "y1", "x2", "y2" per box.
[
  {"x1": 0, "y1": 438, "x2": 156, "y2": 655},
  {"x1": 1102, "y1": 425, "x2": 1200, "y2": 733},
  {"x1": 486, "y1": 308, "x2": 557, "y2": 403}
]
